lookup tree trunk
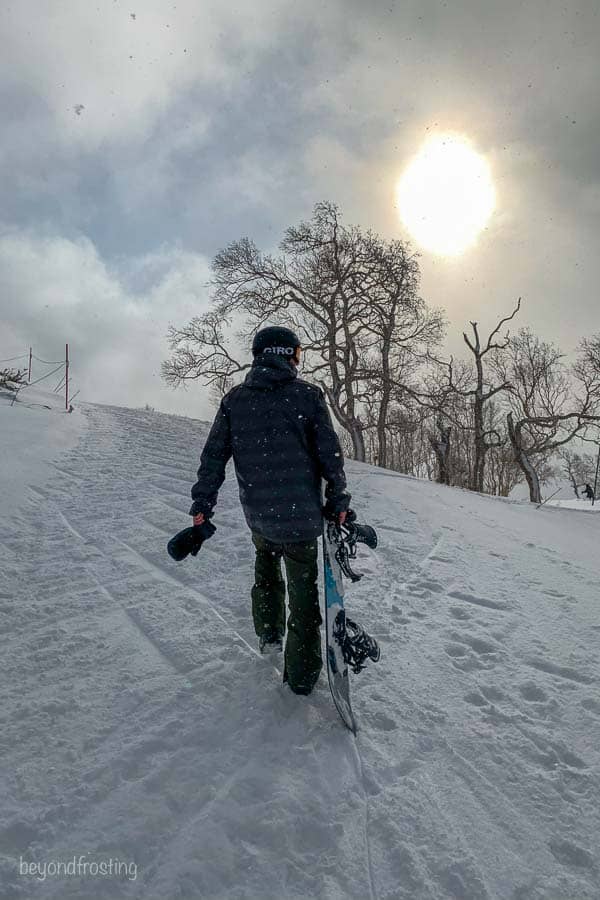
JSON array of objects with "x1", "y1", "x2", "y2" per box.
[
  {"x1": 349, "y1": 421, "x2": 367, "y2": 462},
  {"x1": 471, "y1": 391, "x2": 487, "y2": 493},
  {"x1": 429, "y1": 424, "x2": 452, "y2": 485},
  {"x1": 507, "y1": 412, "x2": 541, "y2": 503},
  {"x1": 376, "y1": 326, "x2": 394, "y2": 469},
  {"x1": 376, "y1": 418, "x2": 387, "y2": 468},
  {"x1": 324, "y1": 385, "x2": 366, "y2": 462}
]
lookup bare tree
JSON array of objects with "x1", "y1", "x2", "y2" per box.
[
  {"x1": 351, "y1": 241, "x2": 445, "y2": 466},
  {"x1": 579, "y1": 334, "x2": 600, "y2": 377},
  {"x1": 161, "y1": 310, "x2": 249, "y2": 391},
  {"x1": 481, "y1": 399, "x2": 523, "y2": 496},
  {"x1": 461, "y1": 299, "x2": 521, "y2": 492},
  {"x1": 162, "y1": 202, "x2": 442, "y2": 462},
  {"x1": 558, "y1": 448, "x2": 596, "y2": 498},
  {"x1": 491, "y1": 329, "x2": 600, "y2": 502}
]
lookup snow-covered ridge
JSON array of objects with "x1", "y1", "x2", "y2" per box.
[{"x1": 1, "y1": 401, "x2": 599, "y2": 899}]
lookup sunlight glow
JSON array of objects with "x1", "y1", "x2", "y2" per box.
[{"x1": 396, "y1": 135, "x2": 496, "y2": 256}]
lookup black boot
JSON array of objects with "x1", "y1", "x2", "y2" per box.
[{"x1": 259, "y1": 628, "x2": 283, "y2": 653}]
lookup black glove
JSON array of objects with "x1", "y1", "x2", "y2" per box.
[
  {"x1": 323, "y1": 503, "x2": 355, "y2": 523},
  {"x1": 167, "y1": 521, "x2": 216, "y2": 562}
]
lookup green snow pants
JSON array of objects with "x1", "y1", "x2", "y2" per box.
[{"x1": 250, "y1": 532, "x2": 322, "y2": 694}]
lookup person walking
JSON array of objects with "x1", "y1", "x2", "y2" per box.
[
  {"x1": 188, "y1": 326, "x2": 350, "y2": 696},
  {"x1": 582, "y1": 483, "x2": 595, "y2": 501}
]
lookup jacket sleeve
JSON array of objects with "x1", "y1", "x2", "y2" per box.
[
  {"x1": 189, "y1": 400, "x2": 232, "y2": 518},
  {"x1": 311, "y1": 389, "x2": 351, "y2": 513}
]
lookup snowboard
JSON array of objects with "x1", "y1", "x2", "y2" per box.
[
  {"x1": 322, "y1": 515, "x2": 380, "y2": 733},
  {"x1": 323, "y1": 520, "x2": 357, "y2": 733}
]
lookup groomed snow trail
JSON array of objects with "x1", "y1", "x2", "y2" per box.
[{"x1": 2, "y1": 401, "x2": 599, "y2": 900}]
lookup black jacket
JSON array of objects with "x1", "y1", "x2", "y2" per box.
[{"x1": 189, "y1": 354, "x2": 350, "y2": 542}]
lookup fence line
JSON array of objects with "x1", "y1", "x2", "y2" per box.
[
  {"x1": 27, "y1": 363, "x2": 65, "y2": 387},
  {"x1": 0, "y1": 354, "x2": 28, "y2": 363},
  {"x1": 2, "y1": 344, "x2": 77, "y2": 413},
  {"x1": 32, "y1": 354, "x2": 64, "y2": 365}
]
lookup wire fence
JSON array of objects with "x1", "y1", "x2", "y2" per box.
[
  {"x1": 27, "y1": 363, "x2": 65, "y2": 387},
  {"x1": 32, "y1": 354, "x2": 64, "y2": 365},
  {"x1": 0, "y1": 354, "x2": 29, "y2": 363},
  {"x1": 2, "y1": 346, "x2": 78, "y2": 412}
]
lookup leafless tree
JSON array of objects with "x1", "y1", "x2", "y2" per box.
[
  {"x1": 459, "y1": 299, "x2": 521, "y2": 492},
  {"x1": 352, "y1": 254, "x2": 445, "y2": 467},
  {"x1": 161, "y1": 309, "x2": 249, "y2": 390},
  {"x1": 579, "y1": 334, "x2": 600, "y2": 377},
  {"x1": 162, "y1": 202, "x2": 443, "y2": 462},
  {"x1": 480, "y1": 399, "x2": 523, "y2": 496},
  {"x1": 490, "y1": 329, "x2": 600, "y2": 502},
  {"x1": 387, "y1": 315, "x2": 520, "y2": 493},
  {"x1": 558, "y1": 448, "x2": 596, "y2": 498}
]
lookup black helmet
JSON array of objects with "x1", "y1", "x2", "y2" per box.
[{"x1": 252, "y1": 326, "x2": 301, "y2": 358}]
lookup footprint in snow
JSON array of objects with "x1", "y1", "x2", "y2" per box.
[
  {"x1": 369, "y1": 710, "x2": 398, "y2": 732},
  {"x1": 390, "y1": 605, "x2": 411, "y2": 625},
  {"x1": 464, "y1": 691, "x2": 488, "y2": 707},
  {"x1": 525, "y1": 657, "x2": 593, "y2": 685},
  {"x1": 448, "y1": 606, "x2": 471, "y2": 621},
  {"x1": 412, "y1": 578, "x2": 445, "y2": 594},
  {"x1": 448, "y1": 590, "x2": 508, "y2": 611},
  {"x1": 479, "y1": 684, "x2": 507, "y2": 702},
  {"x1": 548, "y1": 840, "x2": 595, "y2": 870},
  {"x1": 581, "y1": 697, "x2": 600, "y2": 716},
  {"x1": 518, "y1": 682, "x2": 548, "y2": 703},
  {"x1": 448, "y1": 631, "x2": 500, "y2": 657},
  {"x1": 445, "y1": 642, "x2": 469, "y2": 658}
]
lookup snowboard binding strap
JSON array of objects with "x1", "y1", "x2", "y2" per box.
[
  {"x1": 330, "y1": 515, "x2": 378, "y2": 583},
  {"x1": 338, "y1": 617, "x2": 381, "y2": 674}
]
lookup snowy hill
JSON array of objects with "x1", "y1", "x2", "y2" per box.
[
  {"x1": 1, "y1": 401, "x2": 599, "y2": 900},
  {"x1": 0, "y1": 385, "x2": 86, "y2": 520}
]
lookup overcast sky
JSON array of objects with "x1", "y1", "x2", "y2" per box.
[{"x1": 1, "y1": 0, "x2": 599, "y2": 420}]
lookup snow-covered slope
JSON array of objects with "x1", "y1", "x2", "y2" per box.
[
  {"x1": 1, "y1": 402, "x2": 599, "y2": 900},
  {"x1": 511, "y1": 477, "x2": 599, "y2": 509},
  {"x1": 0, "y1": 385, "x2": 86, "y2": 521}
]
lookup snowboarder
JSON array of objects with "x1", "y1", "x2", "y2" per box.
[
  {"x1": 188, "y1": 326, "x2": 351, "y2": 695},
  {"x1": 582, "y1": 483, "x2": 595, "y2": 501}
]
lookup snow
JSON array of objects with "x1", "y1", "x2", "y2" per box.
[
  {"x1": 0, "y1": 385, "x2": 86, "y2": 520},
  {"x1": 1, "y1": 400, "x2": 599, "y2": 899},
  {"x1": 510, "y1": 477, "x2": 599, "y2": 509},
  {"x1": 547, "y1": 498, "x2": 599, "y2": 512}
]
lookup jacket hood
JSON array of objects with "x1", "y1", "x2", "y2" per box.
[{"x1": 244, "y1": 353, "x2": 298, "y2": 391}]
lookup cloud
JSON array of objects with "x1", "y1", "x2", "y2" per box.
[
  {"x1": 1, "y1": 0, "x2": 295, "y2": 149},
  {"x1": 0, "y1": 228, "x2": 215, "y2": 417},
  {"x1": 0, "y1": 0, "x2": 598, "y2": 421}
]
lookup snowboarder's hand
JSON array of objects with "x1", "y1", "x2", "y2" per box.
[
  {"x1": 338, "y1": 511, "x2": 347, "y2": 525},
  {"x1": 193, "y1": 513, "x2": 205, "y2": 526}
]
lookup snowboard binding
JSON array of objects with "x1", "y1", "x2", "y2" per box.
[
  {"x1": 332, "y1": 611, "x2": 380, "y2": 674},
  {"x1": 329, "y1": 510, "x2": 377, "y2": 583}
]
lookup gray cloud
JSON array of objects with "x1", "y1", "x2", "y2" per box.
[
  {"x1": 1, "y1": 0, "x2": 598, "y2": 417},
  {"x1": 0, "y1": 229, "x2": 214, "y2": 416}
]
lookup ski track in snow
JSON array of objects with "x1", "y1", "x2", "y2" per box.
[{"x1": 2, "y1": 402, "x2": 600, "y2": 899}]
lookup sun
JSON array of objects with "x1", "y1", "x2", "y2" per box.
[{"x1": 396, "y1": 134, "x2": 496, "y2": 256}]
